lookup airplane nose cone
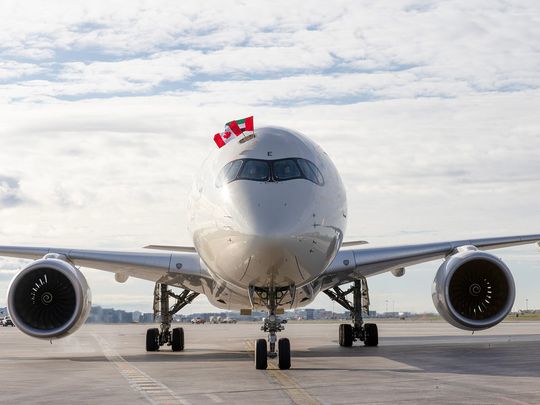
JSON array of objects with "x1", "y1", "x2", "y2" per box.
[
  {"x1": 220, "y1": 181, "x2": 341, "y2": 288},
  {"x1": 229, "y1": 181, "x2": 313, "y2": 238}
]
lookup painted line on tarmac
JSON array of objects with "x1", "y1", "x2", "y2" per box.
[
  {"x1": 93, "y1": 334, "x2": 189, "y2": 405},
  {"x1": 498, "y1": 396, "x2": 533, "y2": 405},
  {"x1": 245, "y1": 340, "x2": 320, "y2": 405}
]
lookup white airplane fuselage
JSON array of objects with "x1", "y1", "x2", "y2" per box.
[{"x1": 188, "y1": 127, "x2": 347, "y2": 310}]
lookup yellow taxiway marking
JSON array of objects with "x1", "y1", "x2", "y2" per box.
[
  {"x1": 93, "y1": 334, "x2": 189, "y2": 405},
  {"x1": 245, "y1": 340, "x2": 319, "y2": 405}
]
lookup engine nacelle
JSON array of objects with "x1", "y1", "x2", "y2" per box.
[
  {"x1": 432, "y1": 247, "x2": 515, "y2": 331},
  {"x1": 7, "y1": 256, "x2": 91, "y2": 339}
]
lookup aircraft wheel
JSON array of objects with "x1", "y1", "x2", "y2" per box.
[
  {"x1": 171, "y1": 327, "x2": 184, "y2": 352},
  {"x1": 278, "y1": 338, "x2": 291, "y2": 370},
  {"x1": 255, "y1": 338, "x2": 268, "y2": 370},
  {"x1": 364, "y1": 323, "x2": 378, "y2": 347},
  {"x1": 339, "y1": 324, "x2": 353, "y2": 347},
  {"x1": 146, "y1": 328, "x2": 160, "y2": 352}
]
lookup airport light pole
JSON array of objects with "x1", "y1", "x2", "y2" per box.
[{"x1": 526, "y1": 298, "x2": 529, "y2": 311}]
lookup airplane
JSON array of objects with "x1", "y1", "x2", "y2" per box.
[{"x1": 1, "y1": 124, "x2": 539, "y2": 370}]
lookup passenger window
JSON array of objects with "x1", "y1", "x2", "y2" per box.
[
  {"x1": 238, "y1": 160, "x2": 270, "y2": 181},
  {"x1": 273, "y1": 159, "x2": 301, "y2": 180}
]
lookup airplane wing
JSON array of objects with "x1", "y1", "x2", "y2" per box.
[
  {"x1": 0, "y1": 245, "x2": 213, "y2": 294},
  {"x1": 143, "y1": 245, "x2": 197, "y2": 252},
  {"x1": 319, "y1": 234, "x2": 540, "y2": 289},
  {"x1": 341, "y1": 240, "x2": 369, "y2": 247}
]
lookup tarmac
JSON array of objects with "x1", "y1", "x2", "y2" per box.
[{"x1": 1, "y1": 321, "x2": 540, "y2": 404}]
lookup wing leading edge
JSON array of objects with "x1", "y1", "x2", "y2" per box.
[
  {"x1": 0, "y1": 245, "x2": 213, "y2": 294},
  {"x1": 320, "y1": 234, "x2": 540, "y2": 289}
]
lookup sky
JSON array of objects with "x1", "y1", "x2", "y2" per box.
[{"x1": 0, "y1": 0, "x2": 539, "y2": 315}]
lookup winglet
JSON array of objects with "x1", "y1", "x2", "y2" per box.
[{"x1": 143, "y1": 245, "x2": 197, "y2": 253}]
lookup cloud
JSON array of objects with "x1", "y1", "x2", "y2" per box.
[
  {"x1": 0, "y1": 175, "x2": 24, "y2": 208},
  {"x1": 1, "y1": 47, "x2": 55, "y2": 61},
  {"x1": 0, "y1": 258, "x2": 29, "y2": 282},
  {"x1": 1, "y1": 1, "x2": 540, "y2": 103},
  {"x1": 0, "y1": 61, "x2": 43, "y2": 81}
]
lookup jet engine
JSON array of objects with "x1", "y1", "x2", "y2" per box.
[
  {"x1": 7, "y1": 255, "x2": 91, "y2": 339},
  {"x1": 432, "y1": 246, "x2": 515, "y2": 331}
]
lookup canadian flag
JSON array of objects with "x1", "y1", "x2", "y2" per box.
[{"x1": 213, "y1": 131, "x2": 234, "y2": 148}]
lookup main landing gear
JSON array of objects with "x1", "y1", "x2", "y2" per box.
[
  {"x1": 324, "y1": 277, "x2": 378, "y2": 347},
  {"x1": 253, "y1": 287, "x2": 291, "y2": 370},
  {"x1": 146, "y1": 283, "x2": 199, "y2": 352}
]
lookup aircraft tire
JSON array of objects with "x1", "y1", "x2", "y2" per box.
[
  {"x1": 146, "y1": 328, "x2": 160, "y2": 352},
  {"x1": 255, "y1": 338, "x2": 268, "y2": 370},
  {"x1": 278, "y1": 338, "x2": 291, "y2": 370},
  {"x1": 364, "y1": 323, "x2": 378, "y2": 346},
  {"x1": 172, "y1": 327, "x2": 184, "y2": 351},
  {"x1": 339, "y1": 324, "x2": 353, "y2": 347}
]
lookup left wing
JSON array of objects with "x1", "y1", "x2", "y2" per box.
[
  {"x1": 0, "y1": 245, "x2": 213, "y2": 294},
  {"x1": 319, "y1": 234, "x2": 540, "y2": 289}
]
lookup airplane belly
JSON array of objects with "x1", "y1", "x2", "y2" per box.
[
  {"x1": 194, "y1": 229, "x2": 337, "y2": 289},
  {"x1": 204, "y1": 275, "x2": 321, "y2": 311}
]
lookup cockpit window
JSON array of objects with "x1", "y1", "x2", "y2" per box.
[
  {"x1": 273, "y1": 159, "x2": 301, "y2": 180},
  {"x1": 224, "y1": 160, "x2": 243, "y2": 182},
  {"x1": 308, "y1": 160, "x2": 324, "y2": 185},
  {"x1": 297, "y1": 159, "x2": 318, "y2": 184},
  {"x1": 238, "y1": 160, "x2": 270, "y2": 181},
  {"x1": 215, "y1": 159, "x2": 243, "y2": 188},
  {"x1": 216, "y1": 157, "x2": 324, "y2": 187}
]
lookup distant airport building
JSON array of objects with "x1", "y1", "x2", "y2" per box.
[
  {"x1": 87, "y1": 306, "x2": 145, "y2": 324},
  {"x1": 142, "y1": 313, "x2": 155, "y2": 323},
  {"x1": 82, "y1": 306, "x2": 361, "y2": 324}
]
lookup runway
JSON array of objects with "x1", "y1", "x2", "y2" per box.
[{"x1": 1, "y1": 321, "x2": 540, "y2": 404}]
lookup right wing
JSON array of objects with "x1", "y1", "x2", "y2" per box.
[
  {"x1": 319, "y1": 234, "x2": 540, "y2": 290},
  {"x1": 0, "y1": 245, "x2": 214, "y2": 295}
]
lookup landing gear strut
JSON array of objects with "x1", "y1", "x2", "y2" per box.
[
  {"x1": 253, "y1": 287, "x2": 291, "y2": 370},
  {"x1": 324, "y1": 277, "x2": 378, "y2": 347},
  {"x1": 146, "y1": 283, "x2": 199, "y2": 352}
]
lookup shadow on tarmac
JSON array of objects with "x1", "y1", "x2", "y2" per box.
[{"x1": 6, "y1": 334, "x2": 540, "y2": 378}]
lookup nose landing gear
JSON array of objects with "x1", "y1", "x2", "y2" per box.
[
  {"x1": 253, "y1": 287, "x2": 291, "y2": 370},
  {"x1": 324, "y1": 277, "x2": 379, "y2": 347},
  {"x1": 146, "y1": 283, "x2": 199, "y2": 352}
]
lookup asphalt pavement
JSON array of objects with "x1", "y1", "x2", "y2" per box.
[{"x1": 1, "y1": 321, "x2": 539, "y2": 404}]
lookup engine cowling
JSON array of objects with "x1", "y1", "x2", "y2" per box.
[
  {"x1": 432, "y1": 247, "x2": 515, "y2": 331},
  {"x1": 7, "y1": 256, "x2": 91, "y2": 339}
]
